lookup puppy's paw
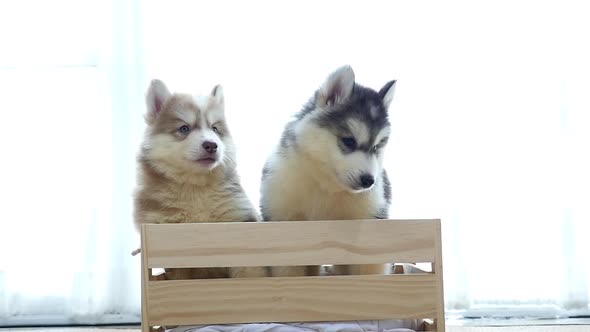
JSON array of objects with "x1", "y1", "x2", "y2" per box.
[{"x1": 229, "y1": 266, "x2": 269, "y2": 278}]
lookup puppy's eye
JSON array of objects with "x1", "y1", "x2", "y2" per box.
[
  {"x1": 340, "y1": 137, "x2": 357, "y2": 150},
  {"x1": 212, "y1": 125, "x2": 219, "y2": 134},
  {"x1": 372, "y1": 145, "x2": 378, "y2": 153},
  {"x1": 178, "y1": 125, "x2": 190, "y2": 134}
]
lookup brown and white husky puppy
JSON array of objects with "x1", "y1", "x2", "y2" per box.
[{"x1": 133, "y1": 79, "x2": 267, "y2": 279}]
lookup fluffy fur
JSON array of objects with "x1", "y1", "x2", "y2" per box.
[
  {"x1": 134, "y1": 79, "x2": 267, "y2": 279},
  {"x1": 260, "y1": 65, "x2": 396, "y2": 276}
]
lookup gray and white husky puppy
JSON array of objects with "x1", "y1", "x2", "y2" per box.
[{"x1": 259, "y1": 65, "x2": 396, "y2": 277}]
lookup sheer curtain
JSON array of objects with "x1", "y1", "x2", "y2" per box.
[
  {"x1": 1, "y1": 0, "x2": 589, "y2": 326},
  {"x1": 0, "y1": 0, "x2": 143, "y2": 325}
]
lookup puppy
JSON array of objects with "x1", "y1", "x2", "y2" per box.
[
  {"x1": 260, "y1": 65, "x2": 396, "y2": 277},
  {"x1": 133, "y1": 79, "x2": 267, "y2": 279}
]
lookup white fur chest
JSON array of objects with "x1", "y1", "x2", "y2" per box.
[{"x1": 262, "y1": 156, "x2": 383, "y2": 221}]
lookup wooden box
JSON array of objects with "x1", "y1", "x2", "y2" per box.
[{"x1": 140, "y1": 219, "x2": 445, "y2": 331}]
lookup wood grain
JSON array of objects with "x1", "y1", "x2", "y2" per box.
[
  {"x1": 147, "y1": 274, "x2": 438, "y2": 326},
  {"x1": 143, "y1": 219, "x2": 438, "y2": 268}
]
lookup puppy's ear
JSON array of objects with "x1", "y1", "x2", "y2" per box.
[
  {"x1": 317, "y1": 65, "x2": 355, "y2": 107},
  {"x1": 210, "y1": 84, "x2": 224, "y2": 105},
  {"x1": 145, "y1": 79, "x2": 171, "y2": 124},
  {"x1": 379, "y1": 80, "x2": 396, "y2": 109}
]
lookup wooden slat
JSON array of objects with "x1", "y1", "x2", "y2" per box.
[
  {"x1": 147, "y1": 274, "x2": 438, "y2": 326},
  {"x1": 143, "y1": 219, "x2": 438, "y2": 268}
]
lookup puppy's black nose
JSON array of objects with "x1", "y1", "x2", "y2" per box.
[
  {"x1": 359, "y1": 174, "x2": 375, "y2": 188},
  {"x1": 202, "y1": 141, "x2": 218, "y2": 153}
]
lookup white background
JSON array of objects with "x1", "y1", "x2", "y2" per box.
[{"x1": 0, "y1": 0, "x2": 589, "y2": 324}]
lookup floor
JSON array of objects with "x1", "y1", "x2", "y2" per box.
[{"x1": 2, "y1": 325, "x2": 590, "y2": 332}]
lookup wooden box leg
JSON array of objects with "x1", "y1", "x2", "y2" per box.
[
  {"x1": 141, "y1": 226, "x2": 150, "y2": 332},
  {"x1": 141, "y1": 265, "x2": 150, "y2": 332},
  {"x1": 434, "y1": 221, "x2": 446, "y2": 332}
]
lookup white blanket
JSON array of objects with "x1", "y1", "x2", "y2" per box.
[{"x1": 168, "y1": 319, "x2": 422, "y2": 332}]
